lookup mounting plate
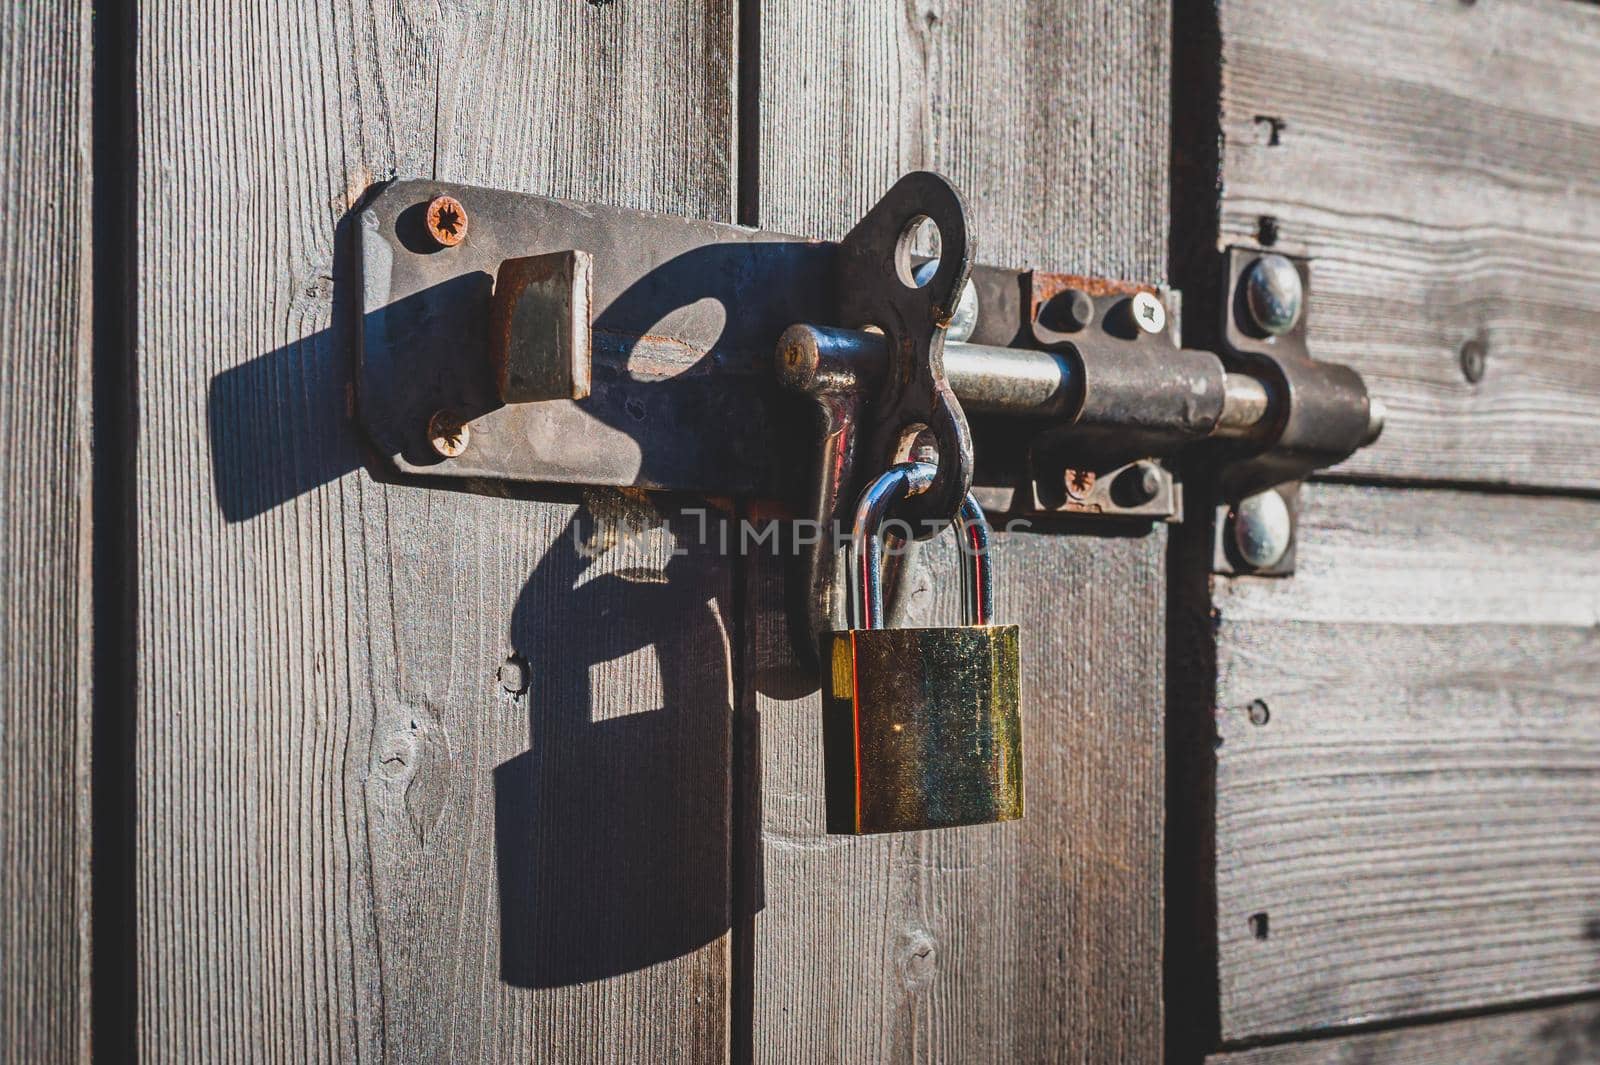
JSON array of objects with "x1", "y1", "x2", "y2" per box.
[{"x1": 356, "y1": 180, "x2": 834, "y2": 496}]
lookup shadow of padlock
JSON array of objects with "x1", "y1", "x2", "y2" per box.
[{"x1": 820, "y1": 462, "x2": 1024, "y2": 835}]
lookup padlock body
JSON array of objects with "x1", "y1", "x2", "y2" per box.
[{"x1": 820, "y1": 624, "x2": 1022, "y2": 834}]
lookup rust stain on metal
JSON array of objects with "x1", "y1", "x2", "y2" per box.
[
  {"x1": 425, "y1": 194, "x2": 469, "y2": 247},
  {"x1": 488, "y1": 255, "x2": 559, "y2": 386},
  {"x1": 427, "y1": 410, "x2": 470, "y2": 458},
  {"x1": 489, "y1": 251, "x2": 593, "y2": 402},
  {"x1": 1029, "y1": 270, "x2": 1153, "y2": 323}
]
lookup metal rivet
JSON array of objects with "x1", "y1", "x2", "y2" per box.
[
  {"x1": 1231, "y1": 489, "x2": 1293, "y2": 569},
  {"x1": 425, "y1": 194, "x2": 469, "y2": 247},
  {"x1": 1131, "y1": 291, "x2": 1166, "y2": 335},
  {"x1": 1459, "y1": 336, "x2": 1488, "y2": 383},
  {"x1": 427, "y1": 410, "x2": 470, "y2": 458},
  {"x1": 1112, "y1": 462, "x2": 1162, "y2": 507},
  {"x1": 1037, "y1": 288, "x2": 1094, "y2": 334},
  {"x1": 1244, "y1": 254, "x2": 1302, "y2": 336}
]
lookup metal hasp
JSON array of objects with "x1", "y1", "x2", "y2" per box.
[
  {"x1": 352, "y1": 178, "x2": 1384, "y2": 634},
  {"x1": 834, "y1": 173, "x2": 975, "y2": 531},
  {"x1": 1202, "y1": 249, "x2": 1385, "y2": 576}
]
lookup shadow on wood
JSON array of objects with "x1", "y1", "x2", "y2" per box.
[
  {"x1": 204, "y1": 202, "x2": 777, "y2": 993},
  {"x1": 205, "y1": 324, "x2": 364, "y2": 522},
  {"x1": 496, "y1": 506, "x2": 734, "y2": 988}
]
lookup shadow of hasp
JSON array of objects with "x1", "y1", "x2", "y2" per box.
[{"x1": 495, "y1": 506, "x2": 735, "y2": 988}]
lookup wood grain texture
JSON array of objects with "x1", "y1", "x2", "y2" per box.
[
  {"x1": 136, "y1": 2, "x2": 734, "y2": 1061},
  {"x1": 756, "y1": 0, "x2": 1169, "y2": 282},
  {"x1": 749, "y1": 5, "x2": 1170, "y2": 1059},
  {"x1": 747, "y1": 527, "x2": 1166, "y2": 1063},
  {"x1": 0, "y1": 2, "x2": 92, "y2": 1062},
  {"x1": 1211, "y1": 483, "x2": 1600, "y2": 1042},
  {"x1": 1218, "y1": 0, "x2": 1600, "y2": 489},
  {"x1": 1207, "y1": 1000, "x2": 1600, "y2": 1065}
]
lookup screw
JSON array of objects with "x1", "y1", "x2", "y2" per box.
[
  {"x1": 1248, "y1": 699, "x2": 1271, "y2": 726},
  {"x1": 1063, "y1": 468, "x2": 1097, "y2": 503},
  {"x1": 425, "y1": 194, "x2": 469, "y2": 247},
  {"x1": 1111, "y1": 462, "x2": 1162, "y2": 507},
  {"x1": 427, "y1": 410, "x2": 470, "y2": 458},
  {"x1": 1243, "y1": 254, "x2": 1302, "y2": 336},
  {"x1": 1459, "y1": 336, "x2": 1488, "y2": 383},
  {"x1": 1130, "y1": 291, "x2": 1167, "y2": 335},
  {"x1": 1231, "y1": 488, "x2": 1293, "y2": 569},
  {"x1": 499, "y1": 654, "x2": 531, "y2": 696}
]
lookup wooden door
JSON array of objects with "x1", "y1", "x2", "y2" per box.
[
  {"x1": 4, "y1": 1, "x2": 1598, "y2": 1063},
  {"x1": 41, "y1": 1, "x2": 1168, "y2": 1060},
  {"x1": 1174, "y1": 1, "x2": 1600, "y2": 1061}
]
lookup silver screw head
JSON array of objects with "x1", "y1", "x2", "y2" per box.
[
  {"x1": 914, "y1": 259, "x2": 980, "y2": 343},
  {"x1": 1244, "y1": 254, "x2": 1303, "y2": 336},
  {"x1": 1131, "y1": 291, "x2": 1167, "y2": 335},
  {"x1": 1231, "y1": 488, "x2": 1293, "y2": 569}
]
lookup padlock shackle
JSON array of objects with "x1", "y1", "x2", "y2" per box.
[{"x1": 849, "y1": 461, "x2": 994, "y2": 630}]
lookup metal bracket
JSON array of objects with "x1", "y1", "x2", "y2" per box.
[
  {"x1": 356, "y1": 181, "x2": 832, "y2": 495},
  {"x1": 1213, "y1": 248, "x2": 1379, "y2": 500},
  {"x1": 1200, "y1": 248, "x2": 1384, "y2": 576}
]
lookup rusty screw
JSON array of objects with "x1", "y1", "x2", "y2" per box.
[
  {"x1": 425, "y1": 194, "x2": 469, "y2": 247},
  {"x1": 427, "y1": 410, "x2": 470, "y2": 458},
  {"x1": 1063, "y1": 468, "x2": 1097, "y2": 503}
]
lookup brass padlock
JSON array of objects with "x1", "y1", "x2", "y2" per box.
[{"x1": 820, "y1": 463, "x2": 1023, "y2": 834}]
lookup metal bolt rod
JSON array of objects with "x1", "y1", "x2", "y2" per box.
[
  {"x1": 947, "y1": 343, "x2": 1080, "y2": 417},
  {"x1": 779, "y1": 323, "x2": 1281, "y2": 437},
  {"x1": 1214, "y1": 374, "x2": 1271, "y2": 439}
]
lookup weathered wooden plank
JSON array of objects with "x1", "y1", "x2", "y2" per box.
[
  {"x1": 0, "y1": 2, "x2": 92, "y2": 1062},
  {"x1": 1218, "y1": 0, "x2": 1600, "y2": 489},
  {"x1": 1211, "y1": 483, "x2": 1600, "y2": 1042},
  {"x1": 137, "y1": 2, "x2": 734, "y2": 1060},
  {"x1": 756, "y1": 0, "x2": 1169, "y2": 281},
  {"x1": 745, "y1": 530, "x2": 1165, "y2": 1062},
  {"x1": 748, "y1": 3, "x2": 1170, "y2": 1059},
  {"x1": 1206, "y1": 1000, "x2": 1600, "y2": 1065}
]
